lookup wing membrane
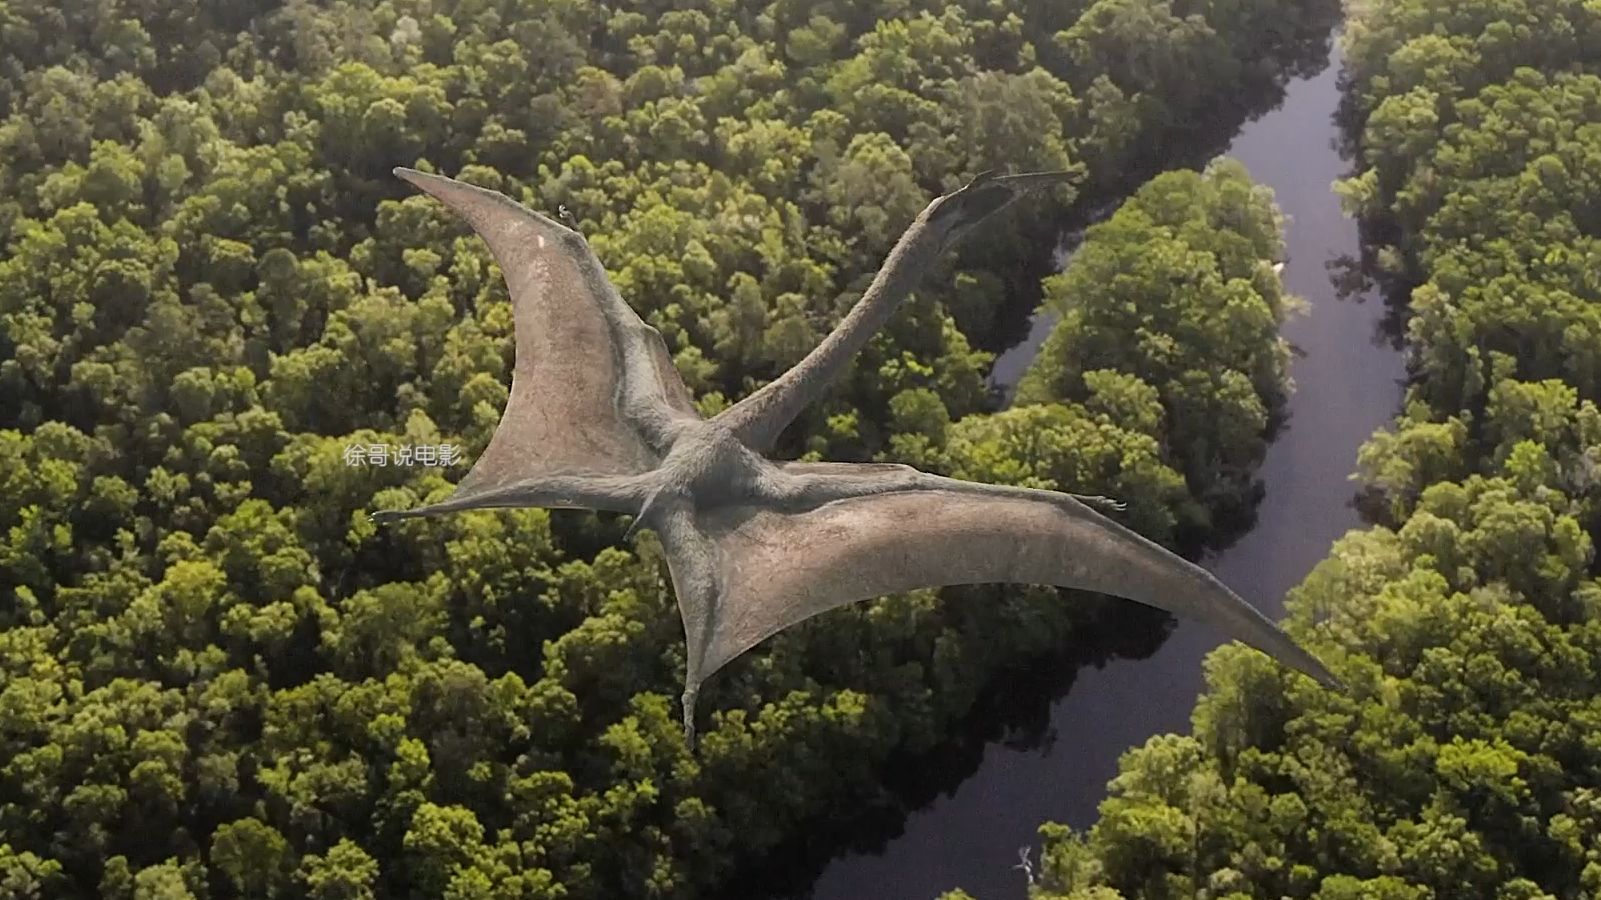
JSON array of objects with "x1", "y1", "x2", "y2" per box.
[
  {"x1": 685, "y1": 472, "x2": 1337, "y2": 687},
  {"x1": 395, "y1": 168, "x2": 697, "y2": 500}
]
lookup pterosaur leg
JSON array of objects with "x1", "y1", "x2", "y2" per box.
[
  {"x1": 770, "y1": 465, "x2": 1110, "y2": 514},
  {"x1": 652, "y1": 498, "x2": 724, "y2": 748},
  {"x1": 372, "y1": 473, "x2": 653, "y2": 523},
  {"x1": 768, "y1": 462, "x2": 1127, "y2": 514},
  {"x1": 765, "y1": 461, "x2": 925, "y2": 507}
]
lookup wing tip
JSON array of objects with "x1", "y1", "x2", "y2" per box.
[
  {"x1": 393, "y1": 166, "x2": 456, "y2": 195},
  {"x1": 393, "y1": 167, "x2": 474, "y2": 204},
  {"x1": 1312, "y1": 666, "x2": 1349, "y2": 694},
  {"x1": 392, "y1": 165, "x2": 576, "y2": 239},
  {"x1": 996, "y1": 170, "x2": 1078, "y2": 191},
  {"x1": 1284, "y1": 645, "x2": 1346, "y2": 694},
  {"x1": 1304, "y1": 664, "x2": 1344, "y2": 691}
]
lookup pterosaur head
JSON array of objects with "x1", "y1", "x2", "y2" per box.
[{"x1": 926, "y1": 170, "x2": 1075, "y2": 249}]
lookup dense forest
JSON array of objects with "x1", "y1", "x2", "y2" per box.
[
  {"x1": 0, "y1": 0, "x2": 1452, "y2": 897},
  {"x1": 999, "y1": 1, "x2": 1601, "y2": 898}
]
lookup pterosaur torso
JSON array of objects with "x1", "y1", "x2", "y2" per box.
[{"x1": 373, "y1": 167, "x2": 1340, "y2": 745}]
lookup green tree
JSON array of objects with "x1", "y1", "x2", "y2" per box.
[{"x1": 1007, "y1": 3, "x2": 1601, "y2": 897}]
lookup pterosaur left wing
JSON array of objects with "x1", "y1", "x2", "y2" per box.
[
  {"x1": 392, "y1": 168, "x2": 697, "y2": 506},
  {"x1": 675, "y1": 467, "x2": 1339, "y2": 691}
]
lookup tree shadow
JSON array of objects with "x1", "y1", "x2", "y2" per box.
[
  {"x1": 1325, "y1": 241, "x2": 1412, "y2": 353},
  {"x1": 1325, "y1": 64, "x2": 1424, "y2": 357},
  {"x1": 713, "y1": 594, "x2": 1174, "y2": 900}
]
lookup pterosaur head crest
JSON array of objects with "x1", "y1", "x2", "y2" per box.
[{"x1": 927, "y1": 170, "x2": 1075, "y2": 248}]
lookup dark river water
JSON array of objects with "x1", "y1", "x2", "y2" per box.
[{"x1": 808, "y1": 43, "x2": 1407, "y2": 900}]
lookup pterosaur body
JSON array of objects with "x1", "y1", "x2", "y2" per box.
[{"x1": 374, "y1": 167, "x2": 1340, "y2": 744}]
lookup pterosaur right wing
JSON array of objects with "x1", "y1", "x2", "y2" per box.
[
  {"x1": 394, "y1": 168, "x2": 698, "y2": 504},
  {"x1": 678, "y1": 467, "x2": 1339, "y2": 690}
]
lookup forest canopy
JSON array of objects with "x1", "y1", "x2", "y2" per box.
[
  {"x1": 1013, "y1": 1, "x2": 1601, "y2": 898},
  {"x1": 0, "y1": 0, "x2": 1342, "y2": 897}
]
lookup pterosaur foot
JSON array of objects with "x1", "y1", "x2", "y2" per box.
[
  {"x1": 1073, "y1": 494, "x2": 1127, "y2": 513},
  {"x1": 624, "y1": 487, "x2": 670, "y2": 541},
  {"x1": 682, "y1": 688, "x2": 699, "y2": 750}
]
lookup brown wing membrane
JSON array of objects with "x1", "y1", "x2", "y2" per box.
[
  {"x1": 688, "y1": 477, "x2": 1339, "y2": 688},
  {"x1": 394, "y1": 168, "x2": 697, "y2": 500}
]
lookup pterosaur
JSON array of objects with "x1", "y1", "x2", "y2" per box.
[{"x1": 373, "y1": 166, "x2": 1341, "y2": 745}]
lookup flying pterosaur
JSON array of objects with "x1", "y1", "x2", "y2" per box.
[{"x1": 373, "y1": 166, "x2": 1341, "y2": 745}]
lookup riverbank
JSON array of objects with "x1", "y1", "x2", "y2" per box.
[{"x1": 807, "y1": 40, "x2": 1407, "y2": 900}]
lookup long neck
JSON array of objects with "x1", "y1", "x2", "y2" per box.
[{"x1": 715, "y1": 208, "x2": 945, "y2": 452}]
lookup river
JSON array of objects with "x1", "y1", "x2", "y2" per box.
[{"x1": 808, "y1": 42, "x2": 1407, "y2": 900}]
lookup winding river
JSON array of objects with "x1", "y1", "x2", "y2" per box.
[{"x1": 809, "y1": 42, "x2": 1407, "y2": 900}]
